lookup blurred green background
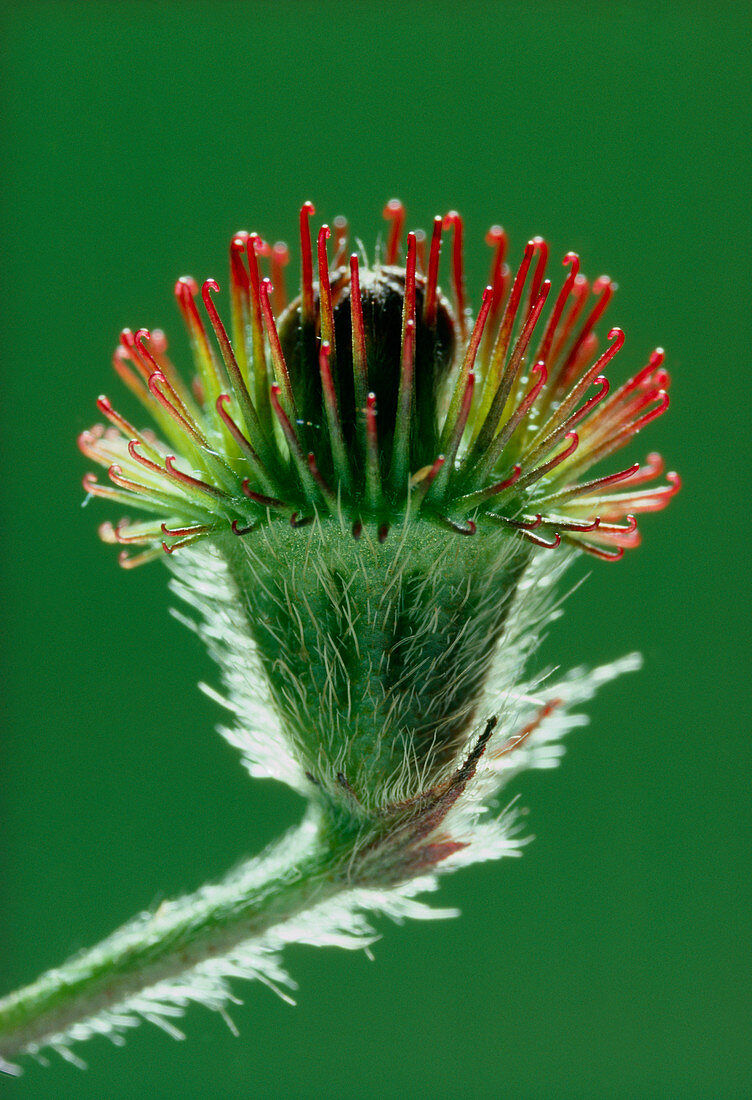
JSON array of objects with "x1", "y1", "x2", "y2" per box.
[{"x1": 2, "y1": 2, "x2": 750, "y2": 1097}]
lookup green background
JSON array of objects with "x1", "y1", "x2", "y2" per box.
[{"x1": 2, "y1": 2, "x2": 750, "y2": 1097}]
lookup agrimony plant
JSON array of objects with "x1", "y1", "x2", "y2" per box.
[{"x1": 0, "y1": 201, "x2": 679, "y2": 1074}]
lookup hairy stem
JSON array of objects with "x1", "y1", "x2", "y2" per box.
[{"x1": 0, "y1": 810, "x2": 341, "y2": 1066}]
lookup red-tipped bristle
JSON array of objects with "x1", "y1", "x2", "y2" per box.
[
  {"x1": 269, "y1": 382, "x2": 317, "y2": 501},
  {"x1": 558, "y1": 275, "x2": 616, "y2": 388},
  {"x1": 485, "y1": 225, "x2": 508, "y2": 333},
  {"x1": 410, "y1": 454, "x2": 446, "y2": 510},
  {"x1": 383, "y1": 199, "x2": 405, "y2": 265},
  {"x1": 260, "y1": 278, "x2": 296, "y2": 417},
  {"x1": 516, "y1": 431, "x2": 579, "y2": 491},
  {"x1": 526, "y1": 237, "x2": 549, "y2": 311},
  {"x1": 414, "y1": 228, "x2": 426, "y2": 273},
  {"x1": 318, "y1": 341, "x2": 349, "y2": 492},
  {"x1": 504, "y1": 514, "x2": 543, "y2": 531},
  {"x1": 535, "y1": 252, "x2": 580, "y2": 367},
  {"x1": 549, "y1": 272, "x2": 590, "y2": 368},
  {"x1": 365, "y1": 392, "x2": 382, "y2": 512},
  {"x1": 424, "y1": 216, "x2": 443, "y2": 326},
  {"x1": 147, "y1": 370, "x2": 209, "y2": 449},
  {"x1": 403, "y1": 231, "x2": 417, "y2": 337},
  {"x1": 216, "y1": 393, "x2": 257, "y2": 460},
  {"x1": 164, "y1": 455, "x2": 230, "y2": 499},
  {"x1": 443, "y1": 211, "x2": 467, "y2": 339},
  {"x1": 244, "y1": 234, "x2": 270, "y2": 410},
  {"x1": 162, "y1": 521, "x2": 212, "y2": 538},
  {"x1": 520, "y1": 530, "x2": 561, "y2": 550},
  {"x1": 349, "y1": 254, "x2": 368, "y2": 416},
  {"x1": 442, "y1": 285, "x2": 494, "y2": 452},
  {"x1": 299, "y1": 201, "x2": 316, "y2": 325},
  {"x1": 317, "y1": 225, "x2": 335, "y2": 350},
  {"x1": 270, "y1": 242, "x2": 289, "y2": 314},
  {"x1": 307, "y1": 451, "x2": 337, "y2": 508},
  {"x1": 487, "y1": 240, "x2": 537, "y2": 378},
  {"x1": 333, "y1": 216, "x2": 348, "y2": 267},
  {"x1": 118, "y1": 548, "x2": 163, "y2": 569},
  {"x1": 391, "y1": 316, "x2": 416, "y2": 490}
]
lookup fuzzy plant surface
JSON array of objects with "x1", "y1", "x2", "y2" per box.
[{"x1": 0, "y1": 200, "x2": 679, "y2": 1075}]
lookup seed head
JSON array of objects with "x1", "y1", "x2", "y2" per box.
[{"x1": 78, "y1": 201, "x2": 680, "y2": 833}]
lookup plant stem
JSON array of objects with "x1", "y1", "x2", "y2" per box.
[{"x1": 0, "y1": 811, "x2": 339, "y2": 1066}]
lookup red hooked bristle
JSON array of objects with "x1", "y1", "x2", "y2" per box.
[
  {"x1": 365, "y1": 393, "x2": 382, "y2": 512},
  {"x1": 108, "y1": 463, "x2": 155, "y2": 495},
  {"x1": 260, "y1": 279, "x2": 296, "y2": 418},
  {"x1": 216, "y1": 393, "x2": 260, "y2": 464},
  {"x1": 527, "y1": 237, "x2": 549, "y2": 312},
  {"x1": 161, "y1": 532, "x2": 207, "y2": 555},
  {"x1": 558, "y1": 275, "x2": 616, "y2": 389},
  {"x1": 147, "y1": 370, "x2": 210, "y2": 449},
  {"x1": 574, "y1": 541, "x2": 625, "y2": 561},
  {"x1": 332, "y1": 216, "x2": 348, "y2": 267},
  {"x1": 436, "y1": 515, "x2": 477, "y2": 536},
  {"x1": 118, "y1": 548, "x2": 163, "y2": 569},
  {"x1": 112, "y1": 520, "x2": 159, "y2": 545},
  {"x1": 383, "y1": 199, "x2": 405, "y2": 265},
  {"x1": 541, "y1": 461, "x2": 642, "y2": 504},
  {"x1": 349, "y1": 254, "x2": 368, "y2": 421},
  {"x1": 230, "y1": 232, "x2": 250, "y2": 291},
  {"x1": 515, "y1": 431, "x2": 579, "y2": 492},
  {"x1": 476, "y1": 363, "x2": 549, "y2": 481},
  {"x1": 244, "y1": 233, "x2": 269, "y2": 410},
  {"x1": 441, "y1": 286, "x2": 494, "y2": 452},
  {"x1": 270, "y1": 242, "x2": 289, "y2": 314},
  {"x1": 403, "y1": 231, "x2": 417, "y2": 330},
  {"x1": 269, "y1": 382, "x2": 318, "y2": 500},
  {"x1": 95, "y1": 396, "x2": 153, "y2": 453},
  {"x1": 391, "y1": 317, "x2": 415, "y2": 490},
  {"x1": 393, "y1": 230, "x2": 418, "y2": 483},
  {"x1": 436, "y1": 372, "x2": 476, "y2": 497},
  {"x1": 552, "y1": 516, "x2": 602, "y2": 533},
  {"x1": 307, "y1": 451, "x2": 337, "y2": 508},
  {"x1": 523, "y1": 328, "x2": 624, "y2": 468},
  {"x1": 471, "y1": 278, "x2": 551, "y2": 468},
  {"x1": 424, "y1": 216, "x2": 443, "y2": 326},
  {"x1": 174, "y1": 280, "x2": 226, "y2": 416},
  {"x1": 535, "y1": 252, "x2": 580, "y2": 368},
  {"x1": 127, "y1": 438, "x2": 164, "y2": 478},
  {"x1": 487, "y1": 240, "x2": 537, "y2": 383},
  {"x1": 162, "y1": 521, "x2": 213, "y2": 538},
  {"x1": 504, "y1": 514, "x2": 543, "y2": 530},
  {"x1": 521, "y1": 530, "x2": 561, "y2": 550},
  {"x1": 410, "y1": 454, "x2": 446, "y2": 510},
  {"x1": 119, "y1": 328, "x2": 151, "y2": 384},
  {"x1": 452, "y1": 464, "x2": 523, "y2": 515},
  {"x1": 414, "y1": 228, "x2": 426, "y2": 273},
  {"x1": 549, "y1": 272, "x2": 590, "y2": 367},
  {"x1": 228, "y1": 233, "x2": 253, "y2": 394},
  {"x1": 112, "y1": 344, "x2": 148, "y2": 403},
  {"x1": 240, "y1": 480, "x2": 290, "y2": 512},
  {"x1": 484, "y1": 225, "x2": 509, "y2": 333},
  {"x1": 231, "y1": 520, "x2": 257, "y2": 536},
  {"x1": 627, "y1": 451, "x2": 664, "y2": 485},
  {"x1": 443, "y1": 211, "x2": 467, "y2": 339},
  {"x1": 200, "y1": 279, "x2": 246, "y2": 396},
  {"x1": 317, "y1": 226, "x2": 335, "y2": 351},
  {"x1": 163, "y1": 455, "x2": 231, "y2": 499},
  {"x1": 318, "y1": 341, "x2": 349, "y2": 492},
  {"x1": 299, "y1": 201, "x2": 316, "y2": 325}
]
